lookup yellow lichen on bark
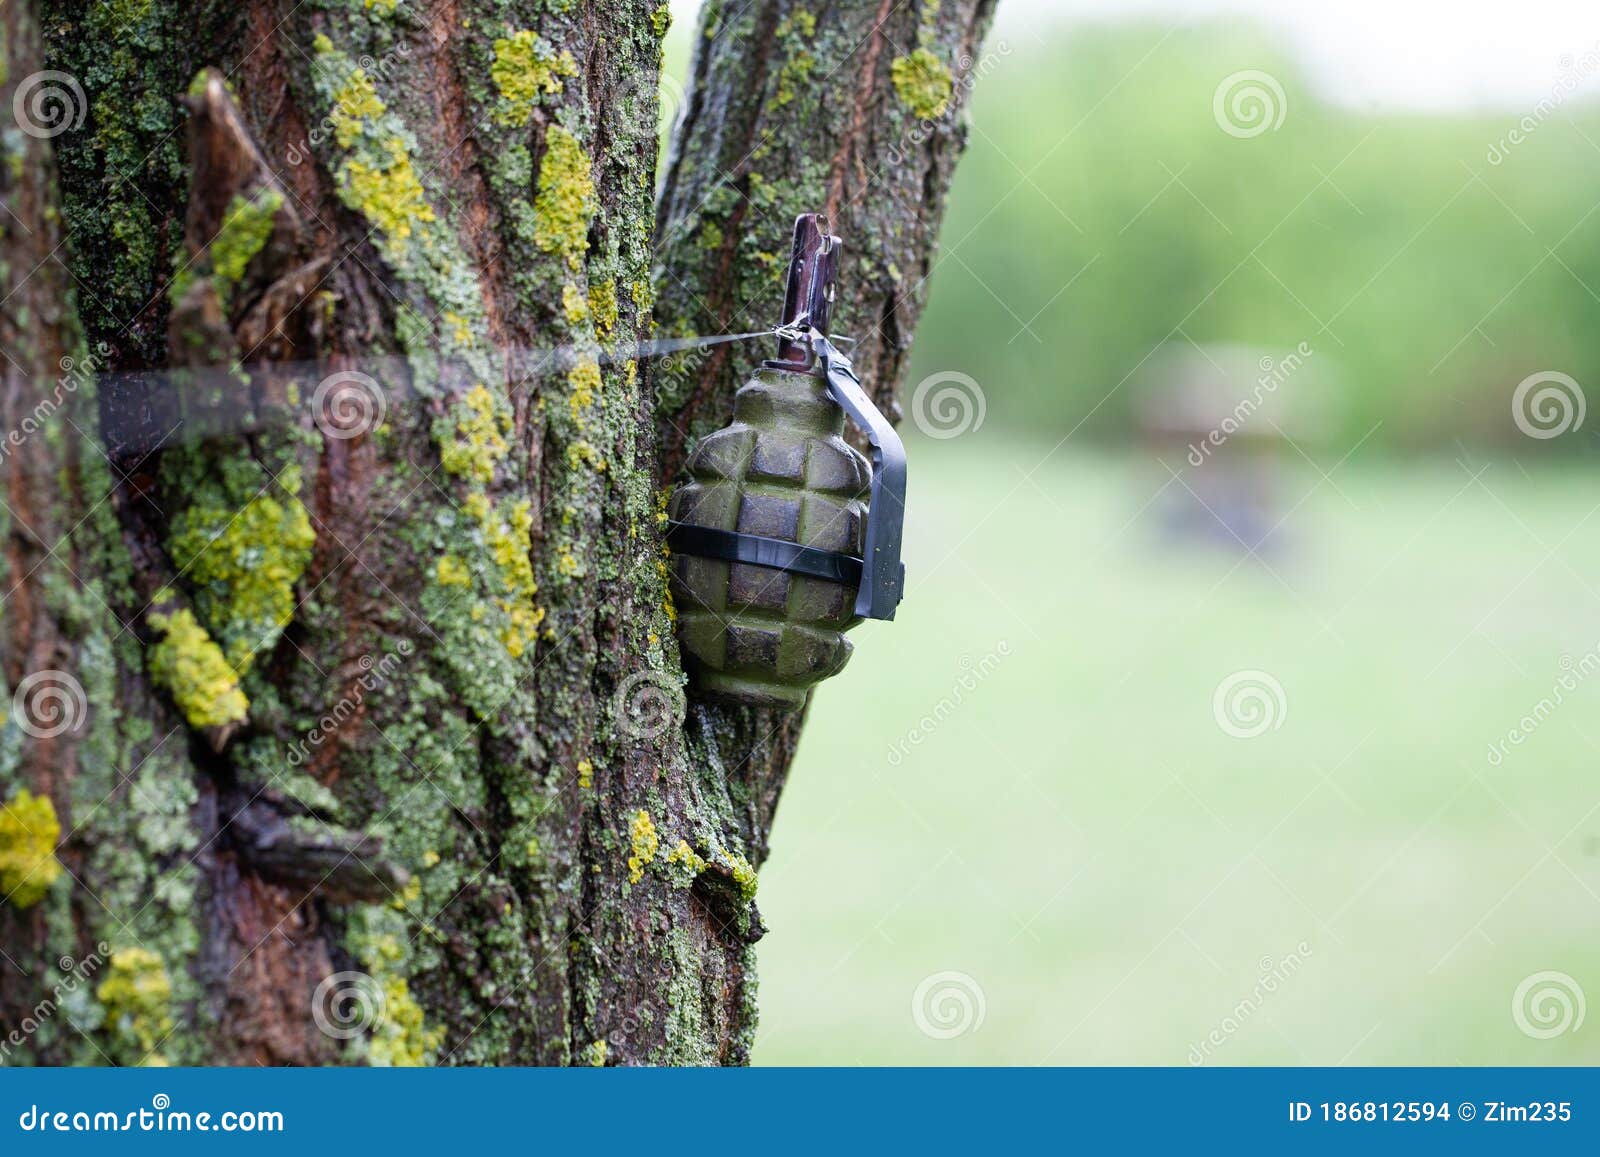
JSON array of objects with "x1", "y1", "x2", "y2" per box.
[{"x1": 0, "y1": 789, "x2": 62, "y2": 908}]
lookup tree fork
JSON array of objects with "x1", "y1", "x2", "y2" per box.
[{"x1": 1, "y1": 0, "x2": 997, "y2": 1066}]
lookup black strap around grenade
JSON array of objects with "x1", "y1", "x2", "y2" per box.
[
  {"x1": 665, "y1": 523, "x2": 863, "y2": 586},
  {"x1": 665, "y1": 329, "x2": 906, "y2": 622}
]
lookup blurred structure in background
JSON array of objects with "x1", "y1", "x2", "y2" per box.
[{"x1": 1137, "y1": 342, "x2": 1337, "y2": 556}]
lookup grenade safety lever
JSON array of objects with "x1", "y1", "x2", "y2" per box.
[{"x1": 807, "y1": 329, "x2": 906, "y2": 620}]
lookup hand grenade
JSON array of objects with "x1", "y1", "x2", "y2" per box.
[{"x1": 667, "y1": 214, "x2": 906, "y2": 707}]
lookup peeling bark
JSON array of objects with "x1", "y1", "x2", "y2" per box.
[{"x1": 0, "y1": 0, "x2": 995, "y2": 1067}]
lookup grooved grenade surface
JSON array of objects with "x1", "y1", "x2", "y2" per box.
[{"x1": 669, "y1": 366, "x2": 872, "y2": 706}]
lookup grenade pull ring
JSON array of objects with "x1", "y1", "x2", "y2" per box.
[{"x1": 664, "y1": 213, "x2": 907, "y2": 705}]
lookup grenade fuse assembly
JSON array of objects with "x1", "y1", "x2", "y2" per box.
[{"x1": 667, "y1": 214, "x2": 907, "y2": 707}]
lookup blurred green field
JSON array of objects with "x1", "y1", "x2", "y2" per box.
[
  {"x1": 754, "y1": 436, "x2": 1600, "y2": 1064},
  {"x1": 651, "y1": 1, "x2": 1600, "y2": 1065}
]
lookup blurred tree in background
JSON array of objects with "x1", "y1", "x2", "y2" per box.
[{"x1": 908, "y1": 21, "x2": 1600, "y2": 452}]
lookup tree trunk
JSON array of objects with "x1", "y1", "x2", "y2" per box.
[{"x1": 0, "y1": 0, "x2": 995, "y2": 1066}]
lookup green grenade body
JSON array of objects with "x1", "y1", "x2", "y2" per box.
[{"x1": 669, "y1": 365, "x2": 872, "y2": 706}]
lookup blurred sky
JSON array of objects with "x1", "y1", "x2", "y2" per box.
[{"x1": 994, "y1": 0, "x2": 1598, "y2": 111}]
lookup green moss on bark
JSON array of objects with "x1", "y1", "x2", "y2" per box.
[{"x1": 44, "y1": 0, "x2": 215, "y2": 358}]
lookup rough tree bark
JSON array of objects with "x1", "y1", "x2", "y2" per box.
[{"x1": 0, "y1": 0, "x2": 995, "y2": 1066}]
